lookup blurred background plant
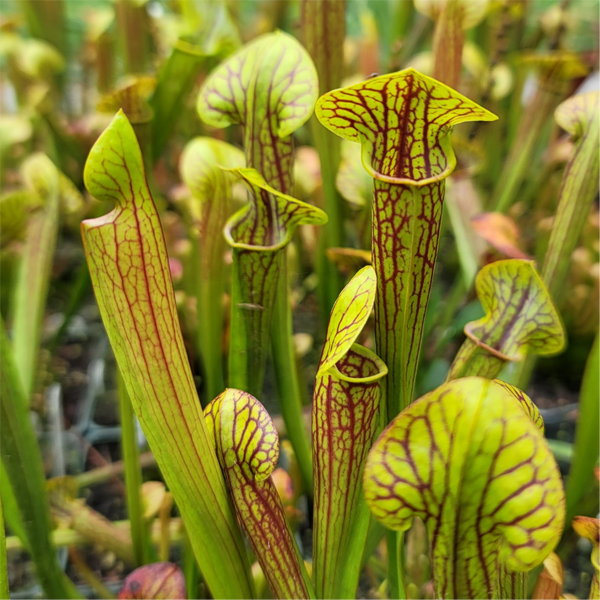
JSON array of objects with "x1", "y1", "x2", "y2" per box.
[{"x1": 0, "y1": 0, "x2": 598, "y2": 598}]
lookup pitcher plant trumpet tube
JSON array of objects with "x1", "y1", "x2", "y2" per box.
[
  {"x1": 223, "y1": 167, "x2": 327, "y2": 397},
  {"x1": 312, "y1": 266, "x2": 387, "y2": 599},
  {"x1": 364, "y1": 377, "x2": 565, "y2": 600},
  {"x1": 316, "y1": 68, "x2": 497, "y2": 421},
  {"x1": 82, "y1": 110, "x2": 254, "y2": 599},
  {"x1": 198, "y1": 32, "x2": 320, "y2": 488},
  {"x1": 204, "y1": 389, "x2": 314, "y2": 600}
]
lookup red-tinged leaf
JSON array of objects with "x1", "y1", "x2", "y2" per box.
[
  {"x1": 224, "y1": 167, "x2": 327, "y2": 397},
  {"x1": 118, "y1": 563, "x2": 186, "y2": 599},
  {"x1": 447, "y1": 259, "x2": 565, "y2": 381},
  {"x1": 531, "y1": 553, "x2": 564, "y2": 599},
  {"x1": 316, "y1": 68, "x2": 497, "y2": 420},
  {"x1": 415, "y1": 0, "x2": 489, "y2": 88},
  {"x1": 572, "y1": 517, "x2": 599, "y2": 600},
  {"x1": 205, "y1": 389, "x2": 314, "y2": 600},
  {"x1": 471, "y1": 212, "x2": 531, "y2": 260},
  {"x1": 364, "y1": 377, "x2": 565, "y2": 600},
  {"x1": 313, "y1": 266, "x2": 388, "y2": 599},
  {"x1": 82, "y1": 111, "x2": 254, "y2": 599}
]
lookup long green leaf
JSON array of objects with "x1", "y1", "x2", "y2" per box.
[
  {"x1": 301, "y1": 0, "x2": 347, "y2": 315},
  {"x1": 565, "y1": 331, "x2": 599, "y2": 525},
  {"x1": 313, "y1": 266, "x2": 387, "y2": 599},
  {"x1": 447, "y1": 259, "x2": 565, "y2": 381},
  {"x1": 0, "y1": 320, "x2": 80, "y2": 599},
  {"x1": 205, "y1": 389, "x2": 314, "y2": 600},
  {"x1": 364, "y1": 377, "x2": 565, "y2": 599},
  {"x1": 150, "y1": 41, "x2": 205, "y2": 163},
  {"x1": 81, "y1": 110, "x2": 254, "y2": 599},
  {"x1": 12, "y1": 153, "x2": 60, "y2": 399},
  {"x1": 316, "y1": 68, "x2": 497, "y2": 420},
  {"x1": 543, "y1": 91, "x2": 600, "y2": 301}
]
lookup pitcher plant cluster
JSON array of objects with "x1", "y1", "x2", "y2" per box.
[{"x1": 1, "y1": 2, "x2": 599, "y2": 600}]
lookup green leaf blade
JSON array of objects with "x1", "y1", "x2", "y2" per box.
[
  {"x1": 82, "y1": 110, "x2": 254, "y2": 600},
  {"x1": 13, "y1": 153, "x2": 61, "y2": 399}
]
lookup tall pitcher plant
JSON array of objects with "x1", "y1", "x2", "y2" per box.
[
  {"x1": 316, "y1": 68, "x2": 497, "y2": 422},
  {"x1": 197, "y1": 32, "x2": 324, "y2": 488}
]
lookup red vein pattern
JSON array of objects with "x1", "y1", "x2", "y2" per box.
[
  {"x1": 205, "y1": 389, "x2": 313, "y2": 600},
  {"x1": 313, "y1": 346, "x2": 385, "y2": 599},
  {"x1": 224, "y1": 169, "x2": 327, "y2": 396},
  {"x1": 447, "y1": 260, "x2": 565, "y2": 381},
  {"x1": 492, "y1": 379, "x2": 544, "y2": 432},
  {"x1": 316, "y1": 68, "x2": 497, "y2": 418},
  {"x1": 81, "y1": 112, "x2": 253, "y2": 598},
  {"x1": 312, "y1": 267, "x2": 387, "y2": 598},
  {"x1": 363, "y1": 377, "x2": 565, "y2": 599},
  {"x1": 197, "y1": 31, "x2": 317, "y2": 195},
  {"x1": 197, "y1": 32, "x2": 320, "y2": 398},
  {"x1": 318, "y1": 265, "x2": 377, "y2": 374}
]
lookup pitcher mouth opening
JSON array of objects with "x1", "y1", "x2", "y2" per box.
[
  {"x1": 360, "y1": 130, "x2": 457, "y2": 187},
  {"x1": 224, "y1": 206, "x2": 293, "y2": 253},
  {"x1": 463, "y1": 326, "x2": 521, "y2": 363},
  {"x1": 325, "y1": 343, "x2": 388, "y2": 383}
]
